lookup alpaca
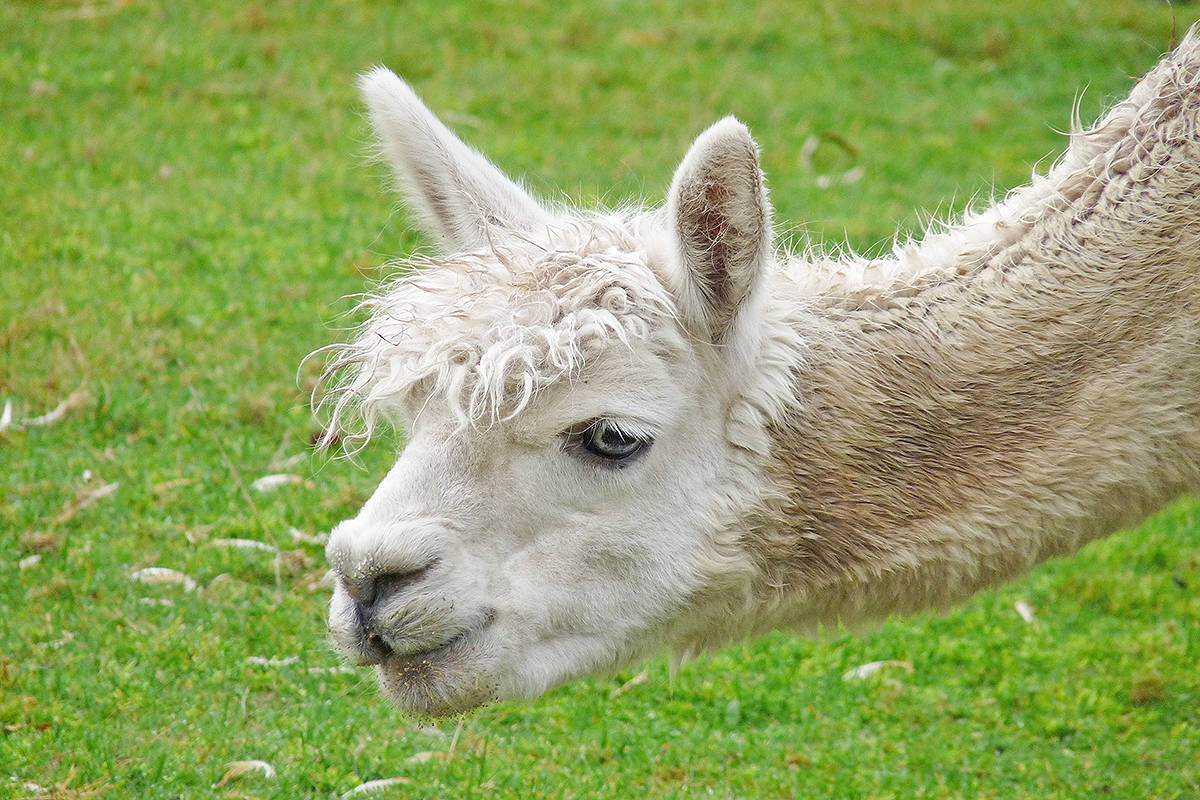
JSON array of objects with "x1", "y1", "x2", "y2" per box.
[{"x1": 320, "y1": 31, "x2": 1200, "y2": 718}]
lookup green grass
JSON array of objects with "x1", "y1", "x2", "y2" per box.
[{"x1": 4, "y1": 1, "x2": 1200, "y2": 797}]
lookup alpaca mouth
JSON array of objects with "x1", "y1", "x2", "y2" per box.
[
  {"x1": 353, "y1": 593, "x2": 497, "y2": 663},
  {"x1": 379, "y1": 608, "x2": 494, "y2": 663},
  {"x1": 371, "y1": 609, "x2": 499, "y2": 717}
]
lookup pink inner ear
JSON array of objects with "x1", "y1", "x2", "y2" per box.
[
  {"x1": 677, "y1": 181, "x2": 743, "y2": 326},
  {"x1": 669, "y1": 120, "x2": 771, "y2": 343}
]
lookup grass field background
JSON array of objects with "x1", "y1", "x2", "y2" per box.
[{"x1": 4, "y1": 1, "x2": 1200, "y2": 798}]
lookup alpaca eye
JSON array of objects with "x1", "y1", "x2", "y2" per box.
[
  {"x1": 585, "y1": 420, "x2": 645, "y2": 459},
  {"x1": 564, "y1": 419, "x2": 652, "y2": 466}
]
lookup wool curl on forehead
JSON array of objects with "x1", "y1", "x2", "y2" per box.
[{"x1": 315, "y1": 217, "x2": 679, "y2": 452}]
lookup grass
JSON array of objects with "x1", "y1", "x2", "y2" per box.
[{"x1": 3, "y1": 1, "x2": 1199, "y2": 797}]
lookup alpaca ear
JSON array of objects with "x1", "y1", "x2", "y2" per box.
[
  {"x1": 666, "y1": 117, "x2": 772, "y2": 344},
  {"x1": 359, "y1": 67, "x2": 551, "y2": 251}
]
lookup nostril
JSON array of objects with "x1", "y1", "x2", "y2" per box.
[
  {"x1": 371, "y1": 559, "x2": 438, "y2": 605},
  {"x1": 344, "y1": 579, "x2": 376, "y2": 607},
  {"x1": 343, "y1": 559, "x2": 438, "y2": 609}
]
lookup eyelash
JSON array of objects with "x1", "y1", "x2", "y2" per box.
[{"x1": 561, "y1": 418, "x2": 654, "y2": 469}]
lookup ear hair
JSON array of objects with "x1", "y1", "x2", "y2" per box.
[
  {"x1": 359, "y1": 67, "x2": 551, "y2": 251},
  {"x1": 666, "y1": 117, "x2": 772, "y2": 344}
]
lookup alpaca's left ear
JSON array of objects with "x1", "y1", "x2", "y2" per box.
[
  {"x1": 359, "y1": 66, "x2": 551, "y2": 251},
  {"x1": 667, "y1": 117, "x2": 772, "y2": 345}
]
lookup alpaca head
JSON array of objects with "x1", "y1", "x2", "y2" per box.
[{"x1": 320, "y1": 67, "x2": 780, "y2": 717}]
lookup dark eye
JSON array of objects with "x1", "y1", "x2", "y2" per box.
[{"x1": 564, "y1": 419, "x2": 652, "y2": 467}]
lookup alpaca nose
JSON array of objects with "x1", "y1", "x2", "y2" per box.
[{"x1": 325, "y1": 514, "x2": 445, "y2": 603}]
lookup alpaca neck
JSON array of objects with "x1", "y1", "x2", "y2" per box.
[{"x1": 743, "y1": 49, "x2": 1200, "y2": 629}]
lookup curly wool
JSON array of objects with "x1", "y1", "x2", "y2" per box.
[{"x1": 317, "y1": 216, "x2": 678, "y2": 448}]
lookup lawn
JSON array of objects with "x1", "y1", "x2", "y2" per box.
[{"x1": 3, "y1": 1, "x2": 1199, "y2": 798}]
